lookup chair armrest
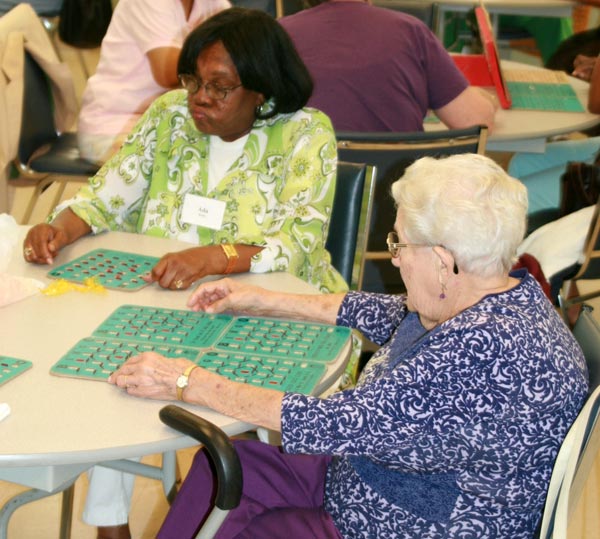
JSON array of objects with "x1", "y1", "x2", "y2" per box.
[{"x1": 159, "y1": 405, "x2": 243, "y2": 510}]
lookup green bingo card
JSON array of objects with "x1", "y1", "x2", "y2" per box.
[
  {"x1": 0, "y1": 356, "x2": 33, "y2": 386},
  {"x1": 47, "y1": 249, "x2": 160, "y2": 291},
  {"x1": 506, "y1": 82, "x2": 585, "y2": 112},
  {"x1": 50, "y1": 305, "x2": 352, "y2": 394}
]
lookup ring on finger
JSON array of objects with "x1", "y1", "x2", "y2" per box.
[
  {"x1": 174, "y1": 279, "x2": 184, "y2": 289},
  {"x1": 23, "y1": 246, "x2": 33, "y2": 257}
]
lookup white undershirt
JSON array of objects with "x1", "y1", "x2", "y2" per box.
[{"x1": 207, "y1": 134, "x2": 249, "y2": 192}]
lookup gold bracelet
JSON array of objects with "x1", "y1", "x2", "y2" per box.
[{"x1": 221, "y1": 243, "x2": 239, "y2": 275}]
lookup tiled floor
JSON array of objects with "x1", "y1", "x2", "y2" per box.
[{"x1": 0, "y1": 452, "x2": 187, "y2": 538}]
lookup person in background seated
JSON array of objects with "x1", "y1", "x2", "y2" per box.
[
  {"x1": 110, "y1": 153, "x2": 588, "y2": 539},
  {"x1": 278, "y1": 0, "x2": 496, "y2": 133},
  {"x1": 77, "y1": 0, "x2": 230, "y2": 164},
  {"x1": 23, "y1": 8, "x2": 347, "y2": 538},
  {"x1": 508, "y1": 52, "x2": 600, "y2": 223}
]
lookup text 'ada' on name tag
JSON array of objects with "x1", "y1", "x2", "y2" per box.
[{"x1": 181, "y1": 193, "x2": 226, "y2": 230}]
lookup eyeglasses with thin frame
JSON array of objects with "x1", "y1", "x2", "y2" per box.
[
  {"x1": 387, "y1": 231, "x2": 459, "y2": 273},
  {"x1": 386, "y1": 231, "x2": 422, "y2": 258},
  {"x1": 179, "y1": 74, "x2": 242, "y2": 101}
]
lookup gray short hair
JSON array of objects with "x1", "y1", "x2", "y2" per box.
[{"x1": 391, "y1": 154, "x2": 528, "y2": 277}]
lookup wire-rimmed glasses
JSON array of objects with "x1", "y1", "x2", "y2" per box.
[
  {"x1": 179, "y1": 74, "x2": 242, "y2": 101},
  {"x1": 386, "y1": 231, "x2": 421, "y2": 257}
]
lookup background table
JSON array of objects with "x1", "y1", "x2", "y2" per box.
[
  {"x1": 426, "y1": 59, "x2": 600, "y2": 152},
  {"x1": 0, "y1": 230, "x2": 351, "y2": 537},
  {"x1": 434, "y1": 0, "x2": 575, "y2": 43}
]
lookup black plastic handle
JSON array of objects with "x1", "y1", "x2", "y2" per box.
[{"x1": 159, "y1": 405, "x2": 243, "y2": 510}]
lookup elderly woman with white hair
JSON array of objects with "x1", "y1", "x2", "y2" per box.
[{"x1": 109, "y1": 153, "x2": 589, "y2": 539}]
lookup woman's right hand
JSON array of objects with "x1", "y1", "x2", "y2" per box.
[
  {"x1": 188, "y1": 278, "x2": 345, "y2": 325},
  {"x1": 187, "y1": 278, "x2": 273, "y2": 315},
  {"x1": 23, "y1": 223, "x2": 70, "y2": 265}
]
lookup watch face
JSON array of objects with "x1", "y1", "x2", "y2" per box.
[{"x1": 176, "y1": 375, "x2": 187, "y2": 389}]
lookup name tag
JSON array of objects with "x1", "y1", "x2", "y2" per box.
[{"x1": 181, "y1": 193, "x2": 226, "y2": 230}]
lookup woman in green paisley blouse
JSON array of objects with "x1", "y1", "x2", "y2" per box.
[{"x1": 23, "y1": 7, "x2": 345, "y2": 295}]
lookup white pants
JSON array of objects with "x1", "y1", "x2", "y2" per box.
[
  {"x1": 77, "y1": 131, "x2": 127, "y2": 166},
  {"x1": 82, "y1": 462, "x2": 139, "y2": 526}
]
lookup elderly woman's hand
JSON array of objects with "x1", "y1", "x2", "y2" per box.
[
  {"x1": 143, "y1": 246, "x2": 225, "y2": 290},
  {"x1": 187, "y1": 278, "x2": 343, "y2": 324},
  {"x1": 110, "y1": 349, "x2": 284, "y2": 431},
  {"x1": 23, "y1": 223, "x2": 70, "y2": 265},
  {"x1": 187, "y1": 278, "x2": 274, "y2": 315},
  {"x1": 108, "y1": 352, "x2": 198, "y2": 401}
]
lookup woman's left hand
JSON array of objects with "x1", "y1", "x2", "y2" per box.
[
  {"x1": 108, "y1": 352, "x2": 196, "y2": 400},
  {"x1": 110, "y1": 351, "x2": 284, "y2": 431},
  {"x1": 143, "y1": 246, "x2": 223, "y2": 290}
]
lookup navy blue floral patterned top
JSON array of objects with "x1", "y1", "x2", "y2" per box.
[{"x1": 281, "y1": 270, "x2": 589, "y2": 538}]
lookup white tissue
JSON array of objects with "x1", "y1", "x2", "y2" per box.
[
  {"x1": 0, "y1": 273, "x2": 44, "y2": 307},
  {"x1": 0, "y1": 213, "x2": 19, "y2": 273},
  {"x1": 0, "y1": 213, "x2": 44, "y2": 306}
]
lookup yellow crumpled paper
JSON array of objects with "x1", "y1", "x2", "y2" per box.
[{"x1": 41, "y1": 278, "x2": 106, "y2": 296}]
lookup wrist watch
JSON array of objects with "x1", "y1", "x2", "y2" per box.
[
  {"x1": 176, "y1": 365, "x2": 198, "y2": 401},
  {"x1": 221, "y1": 243, "x2": 239, "y2": 275}
]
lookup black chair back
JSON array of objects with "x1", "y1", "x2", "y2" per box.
[
  {"x1": 18, "y1": 51, "x2": 58, "y2": 165},
  {"x1": 326, "y1": 162, "x2": 375, "y2": 288},
  {"x1": 13, "y1": 51, "x2": 99, "y2": 223}
]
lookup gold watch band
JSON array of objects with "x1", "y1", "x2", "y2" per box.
[
  {"x1": 221, "y1": 243, "x2": 239, "y2": 275},
  {"x1": 176, "y1": 364, "x2": 198, "y2": 401}
]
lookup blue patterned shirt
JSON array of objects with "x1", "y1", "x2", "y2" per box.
[{"x1": 281, "y1": 270, "x2": 588, "y2": 538}]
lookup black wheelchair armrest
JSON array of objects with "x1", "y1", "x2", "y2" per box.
[{"x1": 159, "y1": 405, "x2": 243, "y2": 510}]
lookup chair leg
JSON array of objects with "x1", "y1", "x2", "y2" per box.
[
  {"x1": 59, "y1": 484, "x2": 75, "y2": 539},
  {"x1": 50, "y1": 180, "x2": 69, "y2": 211},
  {"x1": 0, "y1": 477, "x2": 78, "y2": 539},
  {"x1": 21, "y1": 185, "x2": 45, "y2": 225},
  {"x1": 162, "y1": 451, "x2": 181, "y2": 504},
  {"x1": 559, "y1": 285, "x2": 583, "y2": 328},
  {"x1": 20, "y1": 177, "x2": 53, "y2": 225}
]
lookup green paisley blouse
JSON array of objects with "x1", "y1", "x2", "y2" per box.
[{"x1": 55, "y1": 90, "x2": 346, "y2": 293}]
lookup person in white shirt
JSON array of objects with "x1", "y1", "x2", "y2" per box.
[{"x1": 77, "y1": 0, "x2": 230, "y2": 165}]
